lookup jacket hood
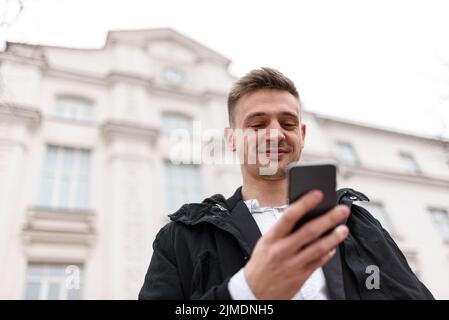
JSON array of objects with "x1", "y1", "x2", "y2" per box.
[
  {"x1": 168, "y1": 193, "x2": 231, "y2": 226},
  {"x1": 168, "y1": 187, "x2": 370, "y2": 226}
]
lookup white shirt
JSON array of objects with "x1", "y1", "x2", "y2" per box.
[{"x1": 227, "y1": 198, "x2": 330, "y2": 300}]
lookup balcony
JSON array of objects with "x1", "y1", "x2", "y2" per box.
[{"x1": 22, "y1": 206, "x2": 96, "y2": 246}]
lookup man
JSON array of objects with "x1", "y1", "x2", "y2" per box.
[{"x1": 139, "y1": 67, "x2": 434, "y2": 300}]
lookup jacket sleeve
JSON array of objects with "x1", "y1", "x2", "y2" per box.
[
  {"x1": 138, "y1": 224, "x2": 233, "y2": 300},
  {"x1": 138, "y1": 225, "x2": 184, "y2": 299},
  {"x1": 347, "y1": 204, "x2": 435, "y2": 300},
  {"x1": 196, "y1": 279, "x2": 233, "y2": 300},
  {"x1": 377, "y1": 221, "x2": 435, "y2": 299}
]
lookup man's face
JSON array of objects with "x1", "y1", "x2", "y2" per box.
[{"x1": 226, "y1": 88, "x2": 306, "y2": 180}]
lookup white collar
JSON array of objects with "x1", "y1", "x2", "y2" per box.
[{"x1": 243, "y1": 199, "x2": 288, "y2": 214}]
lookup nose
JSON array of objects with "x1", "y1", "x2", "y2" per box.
[
  {"x1": 258, "y1": 120, "x2": 286, "y2": 150},
  {"x1": 265, "y1": 120, "x2": 286, "y2": 143}
]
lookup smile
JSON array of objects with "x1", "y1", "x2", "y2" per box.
[{"x1": 263, "y1": 148, "x2": 290, "y2": 156}]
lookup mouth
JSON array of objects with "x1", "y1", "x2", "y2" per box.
[{"x1": 263, "y1": 147, "x2": 290, "y2": 157}]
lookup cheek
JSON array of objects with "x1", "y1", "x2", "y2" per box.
[
  {"x1": 246, "y1": 131, "x2": 264, "y2": 150},
  {"x1": 239, "y1": 134, "x2": 258, "y2": 158},
  {"x1": 287, "y1": 133, "x2": 302, "y2": 149}
]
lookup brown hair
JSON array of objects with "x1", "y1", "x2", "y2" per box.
[{"x1": 227, "y1": 67, "x2": 300, "y2": 127}]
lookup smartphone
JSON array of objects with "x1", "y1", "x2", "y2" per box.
[{"x1": 287, "y1": 161, "x2": 337, "y2": 234}]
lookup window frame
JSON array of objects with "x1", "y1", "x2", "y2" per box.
[
  {"x1": 160, "y1": 111, "x2": 194, "y2": 137},
  {"x1": 52, "y1": 95, "x2": 95, "y2": 123},
  {"x1": 23, "y1": 263, "x2": 83, "y2": 300},
  {"x1": 164, "y1": 160, "x2": 203, "y2": 214},
  {"x1": 38, "y1": 145, "x2": 91, "y2": 211},
  {"x1": 428, "y1": 207, "x2": 449, "y2": 243},
  {"x1": 398, "y1": 151, "x2": 421, "y2": 175},
  {"x1": 335, "y1": 140, "x2": 360, "y2": 166}
]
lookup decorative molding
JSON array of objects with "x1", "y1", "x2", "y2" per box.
[
  {"x1": 107, "y1": 71, "x2": 220, "y2": 102},
  {"x1": 106, "y1": 71, "x2": 154, "y2": 87},
  {"x1": 105, "y1": 28, "x2": 231, "y2": 66},
  {"x1": 22, "y1": 231, "x2": 95, "y2": 246},
  {"x1": 0, "y1": 44, "x2": 48, "y2": 68},
  {"x1": 22, "y1": 206, "x2": 96, "y2": 246},
  {"x1": 106, "y1": 154, "x2": 153, "y2": 164},
  {"x1": 43, "y1": 67, "x2": 106, "y2": 87},
  {"x1": 42, "y1": 68, "x2": 218, "y2": 102},
  {"x1": 101, "y1": 120, "x2": 158, "y2": 143},
  {"x1": 312, "y1": 111, "x2": 449, "y2": 146},
  {"x1": 26, "y1": 206, "x2": 95, "y2": 221},
  {"x1": 0, "y1": 103, "x2": 42, "y2": 128},
  {"x1": 340, "y1": 163, "x2": 449, "y2": 187}
]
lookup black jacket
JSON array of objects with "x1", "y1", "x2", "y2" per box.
[{"x1": 139, "y1": 187, "x2": 434, "y2": 300}]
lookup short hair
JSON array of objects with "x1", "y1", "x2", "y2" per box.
[{"x1": 227, "y1": 67, "x2": 300, "y2": 127}]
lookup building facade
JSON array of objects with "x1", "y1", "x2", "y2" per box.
[{"x1": 0, "y1": 28, "x2": 448, "y2": 299}]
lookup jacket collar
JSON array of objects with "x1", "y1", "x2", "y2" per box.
[{"x1": 168, "y1": 188, "x2": 257, "y2": 256}]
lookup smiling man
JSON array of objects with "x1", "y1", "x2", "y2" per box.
[{"x1": 139, "y1": 67, "x2": 434, "y2": 300}]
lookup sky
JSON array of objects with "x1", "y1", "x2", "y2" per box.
[{"x1": 2, "y1": 0, "x2": 449, "y2": 139}]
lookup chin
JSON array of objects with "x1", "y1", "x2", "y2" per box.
[
  {"x1": 262, "y1": 170, "x2": 287, "y2": 180},
  {"x1": 257, "y1": 162, "x2": 288, "y2": 179}
]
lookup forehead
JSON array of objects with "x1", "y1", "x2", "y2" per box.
[{"x1": 234, "y1": 89, "x2": 300, "y2": 124}]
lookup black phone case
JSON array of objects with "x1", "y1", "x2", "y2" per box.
[{"x1": 288, "y1": 163, "x2": 337, "y2": 234}]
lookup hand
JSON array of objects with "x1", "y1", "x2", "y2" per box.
[{"x1": 244, "y1": 190, "x2": 350, "y2": 299}]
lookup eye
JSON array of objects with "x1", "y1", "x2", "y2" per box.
[
  {"x1": 249, "y1": 123, "x2": 265, "y2": 129},
  {"x1": 282, "y1": 123, "x2": 297, "y2": 130}
]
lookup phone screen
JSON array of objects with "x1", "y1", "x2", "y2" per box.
[{"x1": 288, "y1": 162, "x2": 337, "y2": 234}]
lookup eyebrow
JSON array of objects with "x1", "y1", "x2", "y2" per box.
[{"x1": 243, "y1": 111, "x2": 299, "y2": 122}]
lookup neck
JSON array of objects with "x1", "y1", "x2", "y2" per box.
[{"x1": 241, "y1": 171, "x2": 288, "y2": 207}]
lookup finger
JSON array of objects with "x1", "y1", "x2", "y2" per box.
[
  {"x1": 278, "y1": 205, "x2": 350, "y2": 254},
  {"x1": 302, "y1": 247, "x2": 337, "y2": 275},
  {"x1": 287, "y1": 248, "x2": 337, "y2": 283},
  {"x1": 290, "y1": 225, "x2": 348, "y2": 267},
  {"x1": 265, "y1": 190, "x2": 323, "y2": 242}
]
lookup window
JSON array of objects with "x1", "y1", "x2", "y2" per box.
[
  {"x1": 428, "y1": 208, "x2": 449, "y2": 242},
  {"x1": 162, "y1": 67, "x2": 186, "y2": 85},
  {"x1": 164, "y1": 161, "x2": 203, "y2": 214},
  {"x1": 38, "y1": 146, "x2": 90, "y2": 210},
  {"x1": 161, "y1": 112, "x2": 193, "y2": 137},
  {"x1": 361, "y1": 202, "x2": 395, "y2": 234},
  {"x1": 53, "y1": 96, "x2": 94, "y2": 122},
  {"x1": 399, "y1": 151, "x2": 421, "y2": 175},
  {"x1": 24, "y1": 264, "x2": 83, "y2": 300},
  {"x1": 336, "y1": 141, "x2": 360, "y2": 166}
]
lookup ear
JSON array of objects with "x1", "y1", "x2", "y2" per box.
[
  {"x1": 300, "y1": 123, "x2": 307, "y2": 149},
  {"x1": 224, "y1": 127, "x2": 236, "y2": 151}
]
